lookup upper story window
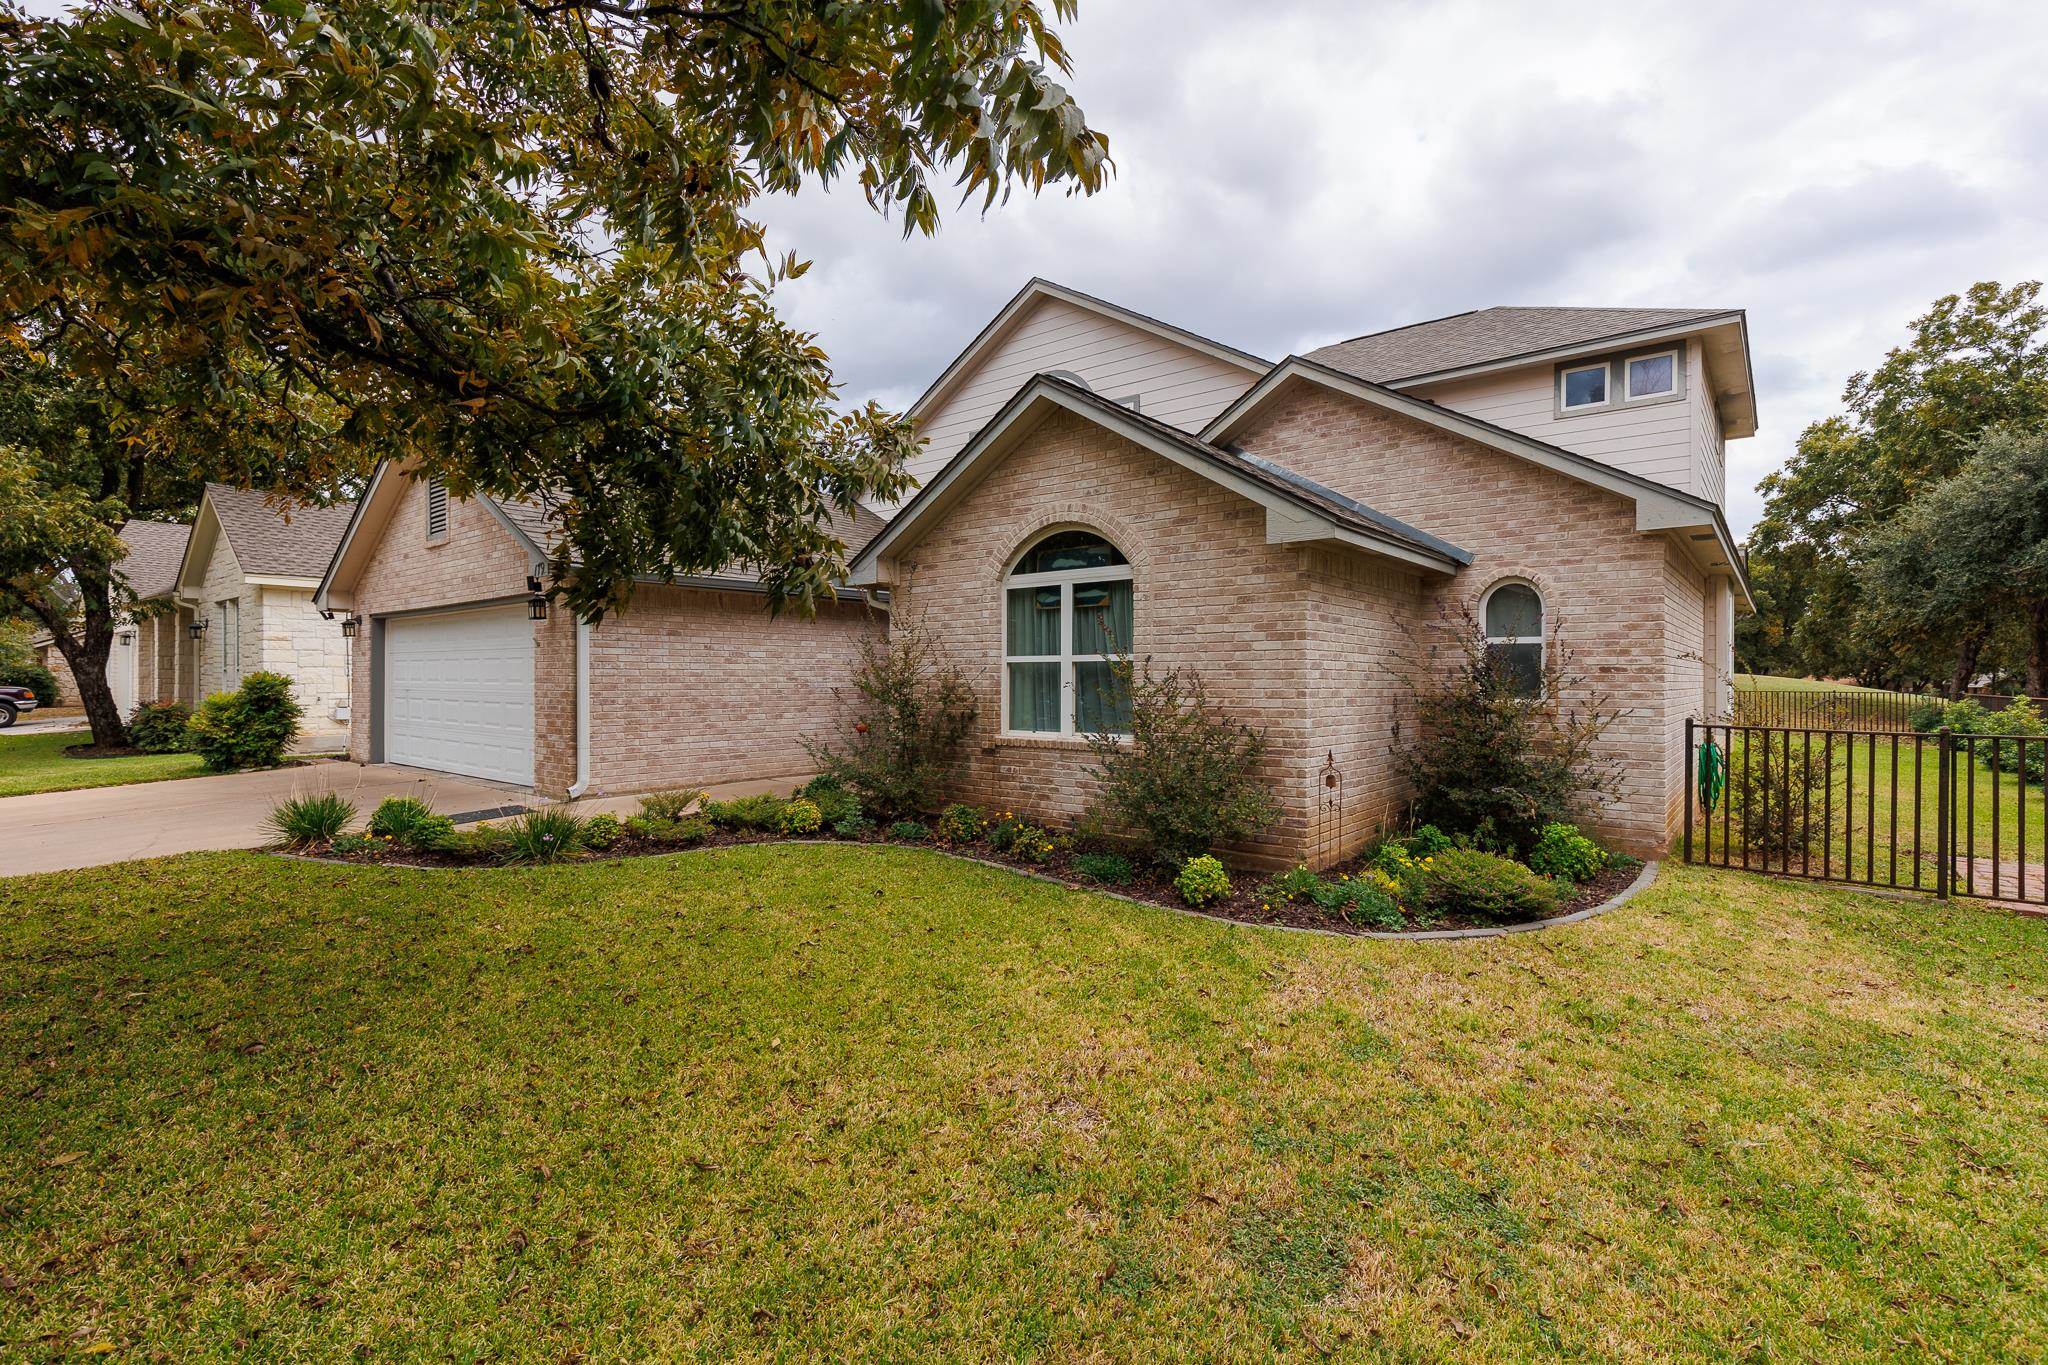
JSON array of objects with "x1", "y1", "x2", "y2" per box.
[
  {"x1": 1482, "y1": 581, "x2": 1544, "y2": 699},
  {"x1": 1625, "y1": 350, "x2": 1677, "y2": 401},
  {"x1": 1559, "y1": 362, "x2": 1608, "y2": 410},
  {"x1": 425, "y1": 477, "x2": 449, "y2": 545},
  {"x1": 1003, "y1": 529, "x2": 1133, "y2": 736}
]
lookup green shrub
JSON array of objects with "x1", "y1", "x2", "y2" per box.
[
  {"x1": 1527, "y1": 822, "x2": 1606, "y2": 882},
  {"x1": 797, "y1": 774, "x2": 862, "y2": 825},
  {"x1": 626, "y1": 814, "x2": 711, "y2": 846},
  {"x1": 504, "y1": 807, "x2": 586, "y2": 863},
  {"x1": 0, "y1": 659, "x2": 59, "y2": 709},
  {"x1": 669, "y1": 816, "x2": 713, "y2": 846},
  {"x1": 581, "y1": 812, "x2": 624, "y2": 850},
  {"x1": 367, "y1": 796, "x2": 455, "y2": 850},
  {"x1": 1083, "y1": 660, "x2": 1279, "y2": 866},
  {"x1": 936, "y1": 803, "x2": 984, "y2": 844},
  {"x1": 1006, "y1": 825, "x2": 1063, "y2": 865},
  {"x1": 330, "y1": 832, "x2": 376, "y2": 857},
  {"x1": 1725, "y1": 732, "x2": 1838, "y2": 862},
  {"x1": 1266, "y1": 864, "x2": 1326, "y2": 905},
  {"x1": 887, "y1": 820, "x2": 930, "y2": 842},
  {"x1": 1408, "y1": 824, "x2": 1452, "y2": 856},
  {"x1": 803, "y1": 619, "x2": 978, "y2": 818},
  {"x1": 1978, "y1": 696, "x2": 2046, "y2": 781},
  {"x1": 440, "y1": 826, "x2": 512, "y2": 859},
  {"x1": 126, "y1": 700, "x2": 193, "y2": 753},
  {"x1": 701, "y1": 794, "x2": 786, "y2": 831},
  {"x1": 986, "y1": 812, "x2": 1032, "y2": 851},
  {"x1": 1395, "y1": 614, "x2": 1622, "y2": 856},
  {"x1": 1907, "y1": 700, "x2": 1948, "y2": 733},
  {"x1": 1174, "y1": 855, "x2": 1232, "y2": 907},
  {"x1": 1415, "y1": 848, "x2": 1563, "y2": 924},
  {"x1": 832, "y1": 813, "x2": 872, "y2": 839},
  {"x1": 1942, "y1": 698, "x2": 1989, "y2": 735},
  {"x1": 185, "y1": 671, "x2": 302, "y2": 771},
  {"x1": 775, "y1": 797, "x2": 824, "y2": 835},
  {"x1": 638, "y1": 788, "x2": 705, "y2": 821},
  {"x1": 1071, "y1": 851, "x2": 1132, "y2": 885},
  {"x1": 265, "y1": 791, "x2": 355, "y2": 848}
]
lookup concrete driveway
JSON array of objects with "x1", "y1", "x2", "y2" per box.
[{"x1": 0, "y1": 761, "x2": 538, "y2": 878}]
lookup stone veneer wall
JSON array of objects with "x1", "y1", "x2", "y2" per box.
[{"x1": 256, "y1": 586, "x2": 352, "y2": 732}]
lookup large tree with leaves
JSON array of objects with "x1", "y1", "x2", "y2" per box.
[
  {"x1": 0, "y1": 0, "x2": 1110, "y2": 632},
  {"x1": 1739, "y1": 281, "x2": 2048, "y2": 689}
]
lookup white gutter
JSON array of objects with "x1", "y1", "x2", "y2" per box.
[{"x1": 567, "y1": 616, "x2": 592, "y2": 798}]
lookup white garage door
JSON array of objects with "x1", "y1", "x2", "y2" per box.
[{"x1": 384, "y1": 606, "x2": 534, "y2": 785}]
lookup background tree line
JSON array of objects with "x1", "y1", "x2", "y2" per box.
[{"x1": 1738, "y1": 281, "x2": 2048, "y2": 697}]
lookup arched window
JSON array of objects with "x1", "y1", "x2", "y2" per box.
[
  {"x1": 1004, "y1": 529, "x2": 1133, "y2": 735},
  {"x1": 1482, "y1": 581, "x2": 1544, "y2": 698}
]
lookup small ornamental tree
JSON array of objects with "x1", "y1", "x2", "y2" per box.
[
  {"x1": 1395, "y1": 608, "x2": 1626, "y2": 856},
  {"x1": 1083, "y1": 657, "x2": 1279, "y2": 866},
  {"x1": 804, "y1": 617, "x2": 977, "y2": 818}
]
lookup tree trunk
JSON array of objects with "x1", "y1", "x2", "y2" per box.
[
  {"x1": 49, "y1": 618, "x2": 127, "y2": 748},
  {"x1": 2029, "y1": 598, "x2": 2048, "y2": 698},
  {"x1": 1948, "y1": 624, "x2": 1990, "y2": 702}
]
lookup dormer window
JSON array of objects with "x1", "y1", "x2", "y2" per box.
[
  {"x1": 1559, "y1": 362, "x2": 1607, "y2": 410},
  {"x1": 1625, "y1": 350, "x2": 1678, "y2": 401}
]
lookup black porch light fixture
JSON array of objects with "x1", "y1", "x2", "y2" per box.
[
  {"x1": 340, "y1": 614, "x2": 361, "y2": 638},
  {"x1": 318, "y1": 607, "x2": 335, "y2": 621},
  {"x1": 188, "y1": 617, "x2": 208, "y2": 641},
  {"x1": 527, "y1": 594, "x2": 549, "y2": 621}
]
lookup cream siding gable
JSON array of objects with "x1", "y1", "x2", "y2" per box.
[
  {"x1": 906, "y1": 296, "x2": 1261, "y2": 497},
  {"x1": 1402, "y1": 337, "x2": 1718, "y2": 501}
]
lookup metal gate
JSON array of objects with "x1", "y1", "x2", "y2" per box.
[{"x1": 1683, "y1": 719, "x2": 2048, "y2": 907}]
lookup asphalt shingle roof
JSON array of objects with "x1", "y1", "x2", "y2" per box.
[
  {"x1": 206, "y1": 483, "x2": 356, "y2": 580},
  {"x1": 113, "y1": 520, "x2": 193, "y2": 601},
  {"x1": 1307, "y1": 306, "x2": 1734, "y2": 384},
  {"x1": 491, "y1": 496, "x2": 890, "y2": 587}
]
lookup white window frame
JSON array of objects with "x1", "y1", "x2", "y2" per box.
[
  {"x1": 1481, "y1": 579, "x2": 1544, "y2": 697},
  {"x1": 1000, "y1": 537, "x2": 1134, "y2": 739},
  {"x1": 1623, "y1": 348, "x2": 1680, "y2": 403},
  {"x1": 1558, "y1": 361, "x2": 1610, "y2": 411}
]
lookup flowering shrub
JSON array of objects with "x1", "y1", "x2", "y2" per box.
[
  {"x1": 936, "y1": 803, "x2": 985, "y2": 844},
  {"x1": 1005, "y1": 824, "x2": 1063, "y2": 864},
  {"x1": 1527, "y1": 822, "x2": 1606, "y2": 882},
  {"x1": 1174, "y1": 855, "x2": 1231, "y2": 907},
  {"x1": 775, "y1": 797, "x2": 824, "y2": 835},
  {"x1": 797, "y1": 774, "x2": 861, "y2": 826},
  {"x1": 581, "y1": 812, "x2": 624, "y2": 850}
]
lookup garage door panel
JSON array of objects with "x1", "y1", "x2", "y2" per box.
[{"x1": 384, "y1": 606, "x2": 534, "y2": 785}]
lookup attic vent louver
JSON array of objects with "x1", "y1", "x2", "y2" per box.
[{"x1": 426, "y1": 477, "x2": 449, "y2": 542}]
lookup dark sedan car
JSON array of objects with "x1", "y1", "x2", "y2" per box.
[{"x1": 0, "y1": 684, "x2": 39, "y2": 727}]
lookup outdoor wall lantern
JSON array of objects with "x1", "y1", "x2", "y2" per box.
[
  {"x1": 340, "y1": 615, "x2": 361, "y2": 638},
  {"x1": 188, "y1": 618, "x2": 208, "y2": 641},
  {"x1": 527, "y1": 595, "x2": 550, "y2": 621}
]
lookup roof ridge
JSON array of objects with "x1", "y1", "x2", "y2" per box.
[{"x1": 1312, "y1": 306, "x2": 1484, "y2": 350}]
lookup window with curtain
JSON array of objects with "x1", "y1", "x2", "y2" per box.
[
  {"x1": 1482, "y1": 581, "x2": 1543, "y2": 699},
  {"x1": 1003, "y1": 529, "x2": 1133, "y2": 736}
]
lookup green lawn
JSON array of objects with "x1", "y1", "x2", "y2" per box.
[
  {"x1": 0, "y1": 730, "x2": 207, "y2": 798},
  {"x1": 1733, "y1": 673, "x2": 1880, "y2": 694},
  {"x1": 5, "y1": 847, "x2": 2047, "y2": 1359}
]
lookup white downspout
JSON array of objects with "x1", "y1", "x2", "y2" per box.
[{"x1": 567, "y1": 615, "x2": 592, "y2": 798}]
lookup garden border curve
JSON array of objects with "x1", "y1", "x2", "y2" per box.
[{"x1": 269, "y1": 840, "x2": 1662, "y2": 942}]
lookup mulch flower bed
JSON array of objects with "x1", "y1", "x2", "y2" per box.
[{"x1": 294, "y1": 820, "x2": 1640, "y2": 937}]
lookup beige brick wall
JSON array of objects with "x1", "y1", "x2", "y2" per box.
[
  {"x1": 885, "y1": 407, "x2": 1324, "y2": 870},
  {"x1": 1227, "y1": 380, "x2": 1705, "y2": 855},
  {"x1": 586, "y1": 583, "x2": 879, "y2": 794}
]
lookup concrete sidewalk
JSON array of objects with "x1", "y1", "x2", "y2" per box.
[{"x1": 0, "y1": 761, "x2": 535, "y2": 878}]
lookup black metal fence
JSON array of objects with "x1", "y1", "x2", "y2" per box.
[
  {"x1": 1683, "y1": 719, "x2": 2048, "y2": 907},
  {"x1": 1730, "y1": 687, "x2": 1931, "y2": 733}
]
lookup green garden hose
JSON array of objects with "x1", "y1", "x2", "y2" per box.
[{"x1": 1697, "y1": 735, "x2": 1725, "y2": 812}]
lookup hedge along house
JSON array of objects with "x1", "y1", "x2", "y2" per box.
[
  {"x1": 848, "y1": 282, "x2": 1755, "y2": 868},
  {"x1": 314, "y1": 462, "x2": 886, "y2": 798}
]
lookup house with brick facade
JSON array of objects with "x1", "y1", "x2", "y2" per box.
[
  {"x1": 847, "y1": 280, "x2": 1755, "y2": 866},
  {"x1": 30, "y1": 486, "x2": 352, "y2": 734},
  {"x1": 312, "y1": 277, "x2": 1752, "y2": 868}
]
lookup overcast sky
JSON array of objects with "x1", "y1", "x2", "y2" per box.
[{"x1": 754, "y1": 0, "x2": 2048, "y2": 535}]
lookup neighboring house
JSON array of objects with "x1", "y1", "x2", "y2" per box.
[
  {"x1": 846, "y1": 280, "x2": 1755, "y2": 865},
  {"x1": 173, "y1": 484, "x2": 357, "y2": 732},
  {"x1": 315, "y1": 469, "x2": 884, "y2": 794},
  {"x1": 31, "y1": 519, "x2": 192, "y2": 712},
  {"x1": 31, "y1": 486, "x2": 355, "y2": 732}
]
